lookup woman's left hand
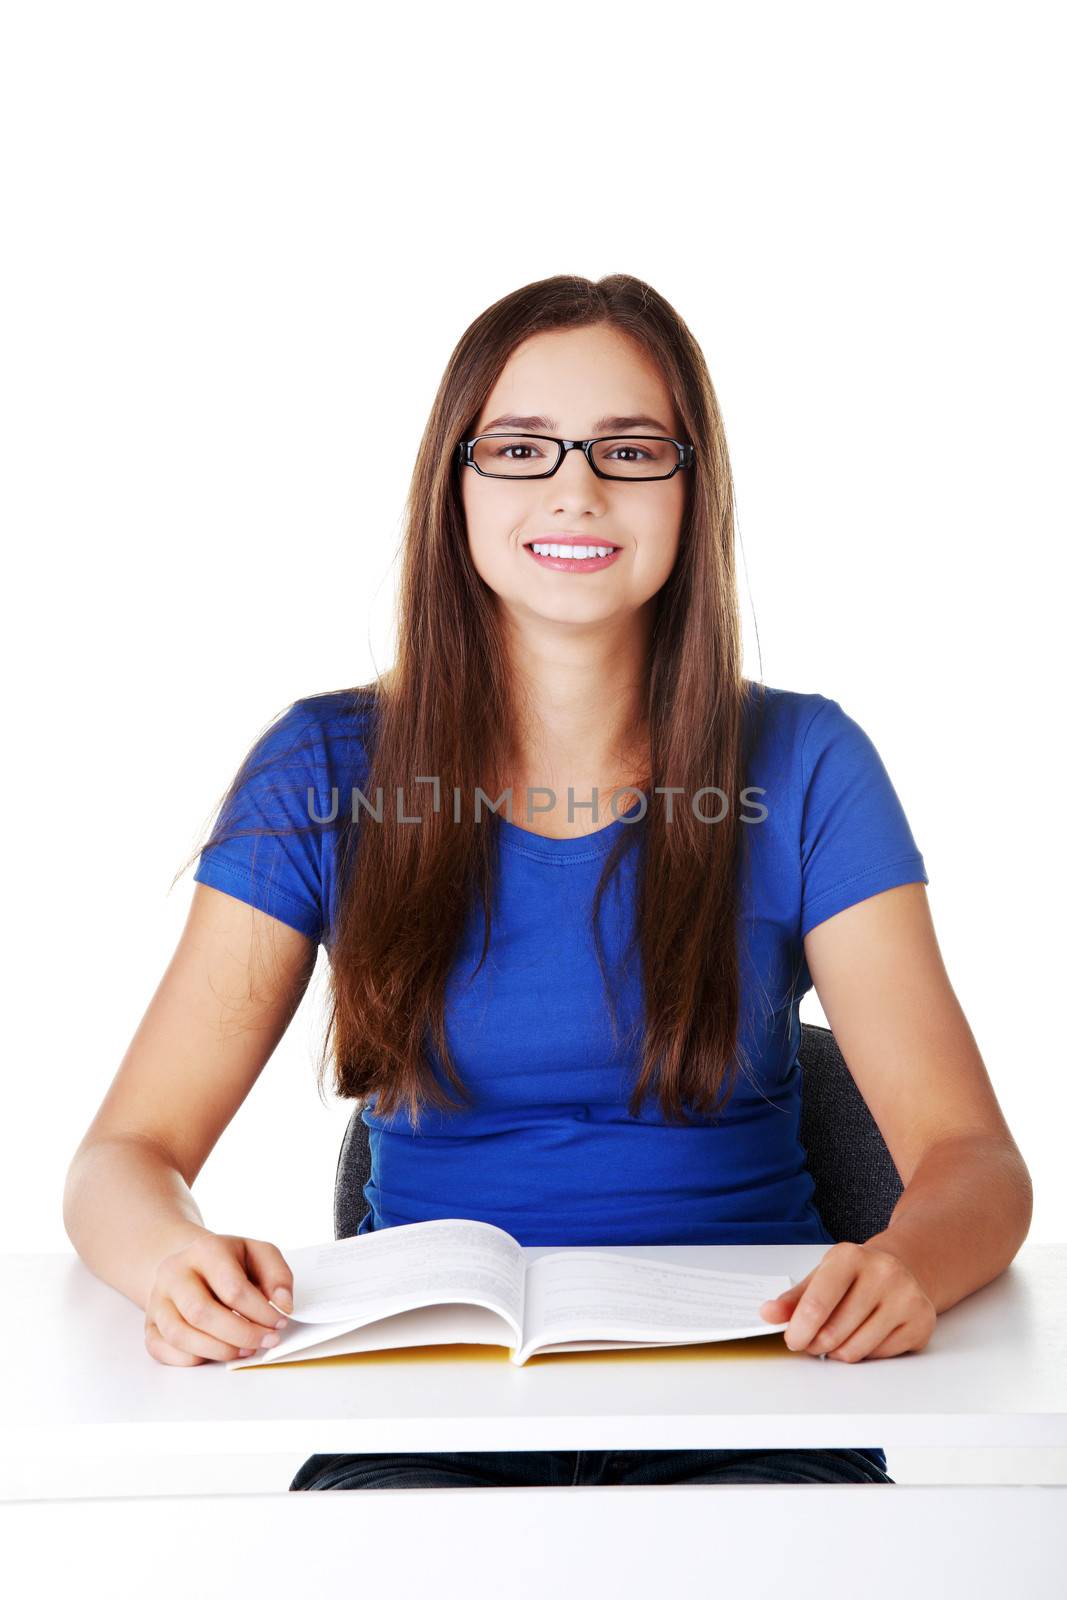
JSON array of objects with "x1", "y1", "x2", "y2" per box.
[{"x1": 758, "y1": 1240, "x2": 938, "y2": 1361}]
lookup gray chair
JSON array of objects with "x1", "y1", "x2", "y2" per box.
[{"x1": 333, "y1": 1021, "x2": 904, "y2": 1245}]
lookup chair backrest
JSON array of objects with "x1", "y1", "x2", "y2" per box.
[
  {"x1": 334, "y1": 1104, "x2": 374, "y2": 1242},
  {"x1": 334, "y1": 1021, "x2": 903, "y2": 1243},
  {"x1": 796, "y1": 1021, "x2": 903, "y2": 1242}
]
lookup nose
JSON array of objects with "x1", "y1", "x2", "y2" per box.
[{"x1": 546, "y1": 445, "x2": 611, "y2": 508}]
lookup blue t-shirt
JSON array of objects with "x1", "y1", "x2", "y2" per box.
[{"x1": 194, "y1": 681, "x2": 928, "y2": 1477}]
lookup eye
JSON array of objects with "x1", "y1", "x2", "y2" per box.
[{"x1": 605, "y1": 444, "x2": 652, "y2": 463}]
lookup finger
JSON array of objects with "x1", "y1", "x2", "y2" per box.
[
  {"x1": 864, "y1": 1322, "x2": 914, "y2": 1360},
  {"x1": 241, "y1": 1237, "x2": 295, "y2": 1316},
  {"x1": 167, "y1": 1278, "x2": 285, "y2": 1359},
  {"x1": 760, "y1": 1270, "x2": 813, "y2": 1319},
  {"x1": 824, "y1": 1304, "x2": 904, "y2": 1363},
  {"x1": 761, "y1": 1289, "x2": 804, "y2": 1317},
  {"x1": 784, "y1": 1246, "x2": 863, "y2": 1351},
  {"x1": 145, "y1": 1316, "x2": 208, "y2": 1366},
  {"x1": 807, "y1": 1272, "x2": 884, "y2": 1355},
  {"x1": 197, "y1": 1239, "x2": 291, "y2": 1337}
]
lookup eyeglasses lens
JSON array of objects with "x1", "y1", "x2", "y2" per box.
[{"x1": 471, "y1": 435, "x2": 677, "y2": 479}]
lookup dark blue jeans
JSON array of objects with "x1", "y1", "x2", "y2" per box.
[{"x1": 290, "y1": 1447, "x2": 894, "y2": 1489}]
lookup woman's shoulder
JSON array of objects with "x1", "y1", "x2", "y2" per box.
[
  {"x1": 291, "y1": 682, "x2": 381, "y2": 731},
  {"x1": 282, "y1": 683, "x2": 381, "y2": 762},
  {"x1": 742, "y1": 678, "x2": 837, "y2": 762},
  {"x1": 742, "y1": 679, "x2": 923, "y2": 851},
  {"x1": 214, "y1": 686, "x2": 379, "y2": 807}
]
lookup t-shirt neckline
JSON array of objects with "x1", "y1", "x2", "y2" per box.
[{"x1": 496, "y1": 799, "x2": 646, "y2": 860}]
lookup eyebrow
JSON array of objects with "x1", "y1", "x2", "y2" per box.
[{"x1": 478, "y1": 412, "x2": 675, "y2": 436}]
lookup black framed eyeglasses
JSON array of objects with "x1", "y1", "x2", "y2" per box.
[{"x1": 456, "y1": 432, "x2": 695, "y2": 481}]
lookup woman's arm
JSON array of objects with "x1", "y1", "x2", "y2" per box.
[
  {"x1": 63, "y1": 883, "x2": 318, "y2": 1312},
  {"x1": 862, "y1": 1132, "x2": 1033, "y2": 1315},
  {"x1": 63, "y1": 1136, "x2": 211, "y2": 1313},
  {"x1": 760, "y1": 882, "x2": 1033, "y2": 1361},
  {"x1": 801, "y1": 880, "x2": 1032, "y2": 1311}
]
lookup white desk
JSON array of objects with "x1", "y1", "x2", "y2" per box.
[
  {"x1": 4, "y1": 1484, "x2": 1066, "y2": 1600},
  {"x1": 4, "y1": 1240, "x2": 1066, "y2": 1597},
  {"x1": 6, "y1": 1238, "x2": 1067, "y2": 1466}
]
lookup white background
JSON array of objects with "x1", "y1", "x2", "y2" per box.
[{"x1": 3, "y1": 0, "x2": 1064, "y2": 1266}]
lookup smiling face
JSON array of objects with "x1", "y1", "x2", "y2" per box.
[{"x1": 460, "y1": 324, "x2": 688, "y2": 632}]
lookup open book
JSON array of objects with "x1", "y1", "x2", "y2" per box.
[{"x1": 227, "y1": 1218, "x2": 795, "y2": 1369}]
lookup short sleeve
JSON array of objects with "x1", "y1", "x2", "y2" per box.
[
  {"x1": 799, "y1": 697, "x2": 928, "y2": 939},
  {"x1": 192, "y1": 700, "x2": 328, "y2": 943}
]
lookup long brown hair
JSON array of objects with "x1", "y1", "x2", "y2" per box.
[{"x1": 182, "y1": 273, "x2": 768, "y2": 1132}]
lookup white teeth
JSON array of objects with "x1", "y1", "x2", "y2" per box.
[{"x1": 529, "y1": 543, "x2": 616, "y2": 559}]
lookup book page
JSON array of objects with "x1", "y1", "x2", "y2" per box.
[
  {"x1": 228, "y1": 1302, "x2": 517, "y2": 1368},
  {"x1": 267, "y1": 1218, "x2": 526, "y2": 1332},
  {"x1": 519, "y1": 1251, "x2": 793, "y2": 1358}
]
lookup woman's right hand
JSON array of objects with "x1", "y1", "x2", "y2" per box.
[{"x1": 145, "y1": 1229, "x2": 295, "y2": 1365}]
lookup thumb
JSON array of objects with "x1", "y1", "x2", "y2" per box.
[{"x1": 759, "y1": 1276, "x2": 808, "y2": 1321}]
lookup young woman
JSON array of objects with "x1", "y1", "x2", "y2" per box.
[{"x1": 64, "y1": 274, "x2": 1032, "y2": 1493}]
